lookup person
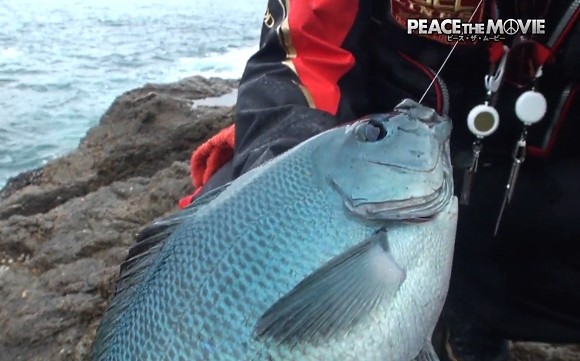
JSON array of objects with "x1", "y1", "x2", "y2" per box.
[{"x1": 179, "y1": 0, "x2": 580, "y2": 360}]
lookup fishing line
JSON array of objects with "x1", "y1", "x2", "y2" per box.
[{"x1": 418, "y1": 0, "x2": 486, "y2": 105}]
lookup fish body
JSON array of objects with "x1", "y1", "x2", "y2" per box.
[{"x1": 91, "y1": 99, "x2": 458, "y2": 361}]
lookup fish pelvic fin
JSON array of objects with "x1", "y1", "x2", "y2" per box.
[
  {"x1": 253, "y1": 230, "x2": 405, "y2": 347},
  {"x1": 90, "y1": 182, "x2": 231, "y2": 359}
]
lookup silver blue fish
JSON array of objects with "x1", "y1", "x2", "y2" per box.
[{"x1": 90, "y1": 99, "x2": 458, "y2": 361}]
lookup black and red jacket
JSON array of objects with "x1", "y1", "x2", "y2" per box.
[{"x1": 180, "y1": 0, "x2": 580, "y2": 207}]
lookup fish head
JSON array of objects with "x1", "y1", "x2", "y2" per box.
[{"x1": 317, "y1": 98, "x2": 454, "y2": 221}]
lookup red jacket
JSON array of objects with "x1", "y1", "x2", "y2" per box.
[{"x1": 181, "y1": 0, "x2": 580, "y2": 207}]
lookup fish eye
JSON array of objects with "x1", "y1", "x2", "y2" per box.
[{"x1": 356, "y1": 119, "x2": 388, "y2": 142}]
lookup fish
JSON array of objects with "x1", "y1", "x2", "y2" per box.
[{"x1": 90, "y1": 98, "x2": 458, "y2": 361}]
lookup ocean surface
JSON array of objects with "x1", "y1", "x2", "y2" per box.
[{"x1": 0, "y1": 0, "x2": 264, "y2": 188}]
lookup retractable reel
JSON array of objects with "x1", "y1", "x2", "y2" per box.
[
  {"x1": 467, "y1": 103, "x2": 500, "y2": 138},
  {"x1": 466, "y1": 46, "x2": 508, "y2": 139},
  {"x1": 462, "y1": 45, "x2": 549, "y2": 233},
  {"x1": 515, "y1": 85, "x2": 547, "y2": 126},
  {"x1": 494, "y1": 67, "x2": 547, "y2": 236},
  {"x1": 460, "y1": 45, "x2": 509, "y2": 206}
]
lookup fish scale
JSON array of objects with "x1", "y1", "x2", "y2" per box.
[
  {"x1": 91, "y1": 100, "x2": 458, "y2": 361},
  {"x1": 105, "y1": 149, "x2": 322, "y2": 359},
  {"x1": 188, "y1": 155, "x2": 345, "y2": 360}
]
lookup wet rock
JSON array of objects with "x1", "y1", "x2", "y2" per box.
[{"x1": 0, "y1": 76, "x2": 237, "y2": 219}]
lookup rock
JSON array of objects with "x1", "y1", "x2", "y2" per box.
[
  {"x1": 0, "y1": 75, "x2": 237, "y2": 219},
  {"x1": 0, "y1": 76, "x2": 236, "y2": 361},
  {"x1": 0, "y1": 74, "x2": 578, "y2": 361},
  {"x1": 0, "y1": 162, "x2": 195, "y2": 361}
]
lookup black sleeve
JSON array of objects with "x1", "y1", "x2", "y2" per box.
[{"x1": 232, "y1": 0, "x2": 375, "y2": 177}]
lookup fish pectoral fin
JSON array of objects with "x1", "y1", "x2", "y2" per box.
[
  {"x1": 253, "y1": 230, "x2": 405, "y2": 346},
  {"x1": 413, "y1": 343, "x2": 440, "y2": 361},
  {"x1": 90, "y1": 182, "x2": 231, "y2": 358}
]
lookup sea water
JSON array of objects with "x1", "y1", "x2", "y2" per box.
[{"x1": 0, "y1": 0, "x2": 264, "y2": 187}]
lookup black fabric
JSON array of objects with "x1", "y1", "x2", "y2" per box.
[
  {"x1": 197, "y1": 159, "x2": 234, "y2": 197},
  {"x1": 200, "y1": 0, "x2": 580, "y2": 344},
  {"x1": 448, "y1": 155, "x2": 580, "y2": 343}
]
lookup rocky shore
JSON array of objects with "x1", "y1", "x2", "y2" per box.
[
  {"x1": 0, "y1": 76, "x2": 237, "y2": 360},
  {"x1": 0, "y1": 76, "x2": 578, "y2": 361}
]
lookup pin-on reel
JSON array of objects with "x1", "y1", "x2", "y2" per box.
[
  {"x1": 467, "y1": 103, "x2": 500, "y2": 138},
  {"x1": 515, "y1": 90, "x2": 547, "y2": 125}
]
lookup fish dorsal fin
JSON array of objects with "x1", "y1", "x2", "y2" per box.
[
  {"x1": 90, "y1": 182, "x2": 231, "y2": 359},
  {"x1": 253, "y1": 230, "x2": 406, "y2": 347},
  {"x1": 118, "y1": 182, "x2": 231, "y2": 289}
]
